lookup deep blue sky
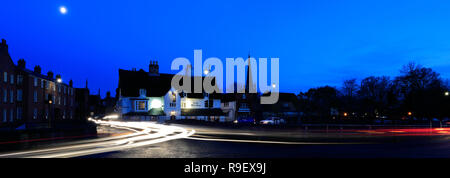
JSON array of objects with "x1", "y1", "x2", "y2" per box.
[{"x1": 1, "y1": 0, "x2": 450, "y2": 97}]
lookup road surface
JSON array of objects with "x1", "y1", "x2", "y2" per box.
[{"x1": 0, "y1": 119, "x2": 449, "y2": 158}]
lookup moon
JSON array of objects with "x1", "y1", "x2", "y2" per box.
[{"x1": 59, "y1": 6, "x2": 67, "y2": 14}]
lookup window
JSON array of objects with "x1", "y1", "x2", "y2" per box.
[
  {"x1": 10, "y1": 74, "x2": 14, "y2": 84},
  {"x1": 3, "y1": 89, "x2": 7, "y2": 103},
  {"x1": 10, "y1": 108, "x2": 13, "y2": 121},
  {"x1": 46, "y1": 81, "x2": 49, "y2": 89},
  {"x1": 58, "y1": 96, "x2": 61, "y2": 105},
  {"x1": 17, "y1": 107, "x2": 22, "y2": 120},
  {"x1": 182, "y1": 102, "x2": 186, "y2": 108},
  {"x1": 136, "y1": 101, "x2": 147, "y2": 111},
  {"x1": 2, "y1": 109, "x2": 6, "y2": 122},
  {"x1": 10, "y1": 90, "x2": 14, "y2": 103},
  {"x1": 33, "y1": 90, "x2": 37, "y2": 103},
  {"x1": 64, "y1": 97, "x2": 66, "y2": 106},
  {"x1": 17, "y1": 89, "x2": 23, "y2": 101},
  {"x1": 204, "y1": 100, "x2": 208, "y2": 107},
  {"x1": 171, "y1": 92, "x2": 176, "y2": 102},
  {"x1": 45, "y1": 109, "x2": 48, "y2": 119},
  {"x1": 3, "y1": 72, "x2": 6, "y2": 82},
  {"x1": 139, "y1": 89, "x2": 146, "y2": 96},
  {"x1": 224, "y1": 102, "x2": 229, "y2": 107},
  {"x1": 34, "y1": 77, "x2": 38, "y2": 87},
  {"x1": 33, "y1": 108, "x2": 37, "y2": 119},
  {"x1": 17, "y1": 75, "x2": 23, "y2": 85},
  {"x1": 41, "y1": 80, "x2": 44, "y2": 88}
]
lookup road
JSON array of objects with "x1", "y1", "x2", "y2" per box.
[{"x1": 0, "y1": 120, "x2": 449, "y2": 158}]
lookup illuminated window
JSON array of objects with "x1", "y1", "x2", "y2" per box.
[
  {"x1": 10, "y1": 74, "x2": 14, "y2": 84},
  {"x1": 136, "y1": 101, "x2": 147, "y2": 111},
  {"x1": 3, "y1": 72, "x2": 7, "y2": 82}
]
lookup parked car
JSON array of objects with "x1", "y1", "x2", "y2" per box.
[
  {"x1": 260, "y1": 117, "x2": 286, "y2": 125},
  {"x1": 233, "y1": 117, "x2": 256, "y2": 124}
]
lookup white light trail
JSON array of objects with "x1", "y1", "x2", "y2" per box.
[{"x1": 0, "y1": 119, "x2": 195, "y2": 158}]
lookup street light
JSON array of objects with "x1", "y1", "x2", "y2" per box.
[
  {"x1": 445, "y1": 91, "x2": 449, "y2": 96},
  {"x1": 407, "y1": 112, "x2": 412, "y2": 116},
  {"x1": 57, "y1": 78, "x2": 62, "y2": 83}
]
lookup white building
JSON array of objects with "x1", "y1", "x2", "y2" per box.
[{"x1": 116, "y1": 61, "x2": 226, "y2": 121}]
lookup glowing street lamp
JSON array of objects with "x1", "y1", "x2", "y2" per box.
[
  {"x1": 203, "y1": 70, "x2": 209, "y2": 75},
  {"x1": 271, "y1": 83, "x2": 276, "y2": 88},
  {"x1": 407, "y1": 112, "x2": 412, "y2": 116},
  {"x1": 57, "y1": 78, "x2": 62, "y2": 83},
  {"x1": 343, "y1": 112, "x2": 348, "y2": 117},
  {"x1": 445, "y1": 91, "x2": 449, "y2": 96}
]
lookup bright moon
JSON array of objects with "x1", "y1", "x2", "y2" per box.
[{"x1": 59, "y1": 6, "x2": 67, "y2": 14}]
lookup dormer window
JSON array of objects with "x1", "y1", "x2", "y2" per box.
[{"x1": 139, "y1": 89, "x2": 147, "y2": 97}]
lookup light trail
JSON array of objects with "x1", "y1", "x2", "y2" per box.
[
  {"x1": 0, "y1": 119, "x2": 195, "y2": 158},
  {"x1": 186, "y1": 136, "x2": 369, "y2": 145}
]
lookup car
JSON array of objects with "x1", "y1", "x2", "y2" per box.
[
  {"x1": 233, "y1": 117, "x2": 256, "y2": 124},
  {"x1": 260, "y1": 117, "x2": 286, "y2": 125}
]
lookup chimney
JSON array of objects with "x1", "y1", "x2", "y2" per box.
[
  {"x1": 17, "y1": 59, "x2": 26, "y2": 68},
  {"x1": 47, "y1": 71, "x2": 54, "y2": 79},
  {"x1": 69, "y1": 79, "x2": 73, "y2": 87},
  {"x1": 1, "y1": 39, "x2": 8, "y2": 51},
  {"x1": 149, "y1": 60, "x2": 159, "y2": 75},
  {"x1": 55, "y1": 74, "x2": 62, "y2": 83},
  {"x1": 34, "y1": 65, "x2": 42, "y2": 74},
  {"x1": 106, "y1": 91, "x2": 111, "y2": 98}
]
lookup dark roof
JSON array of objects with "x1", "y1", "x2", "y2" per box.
[
  {"x1": 119, "y1": 69, "x2": 174, "y2": 97},
  {"x1": 181, "y1": 108, "x2": 226, "y2": 116},
  {"x1": 261, "y1": 92, "x2": 300, "y2": 112},
  {"x1": 119, "y1": 69, "x2": 223, "y2": 98},
  {"x1": 16, "y1": 67, "x2": 71, "y2": 87},
  {"x1": 220, "y1": 93, "x2": 238, "y2": 102},
  {"x1": 123, "y1": 108, "x2": 165, "y2": 116}
]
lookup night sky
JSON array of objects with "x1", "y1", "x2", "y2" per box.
[{"x1": 1, "y1": 0, "x2": 450, "y2": 97}]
